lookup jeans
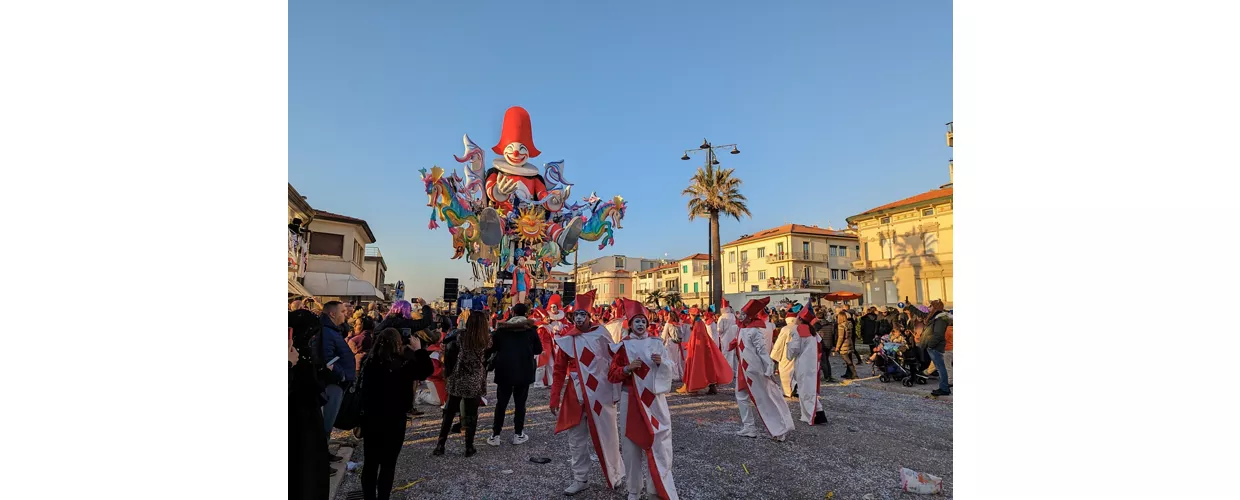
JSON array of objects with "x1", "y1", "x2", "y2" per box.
[
  {"x1": 492, "y1": 384, "x2": 531, "y2": 436},
  {"x1": 928, "y1": 349, "x2": 950, "y2": 393},
  {"x1": 322, "y1": 383, "x2": 345, "y2": 435},
  {"x1": 361, "y1": 415, "x2": 406, "y2": 500}
]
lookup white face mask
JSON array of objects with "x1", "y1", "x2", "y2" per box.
[
  {"x1": 736, "y1": 311, "x2": 748, "y2": 323},
  {"x1": 573, "y1": 311, "x2": 590, "y2": 327},
  {"x1": 632, "y1": 317, "x2": 648, "y2": 335}
]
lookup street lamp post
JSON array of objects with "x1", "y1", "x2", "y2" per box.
[{"x1": 681, "y1": 139, "x2": 740, "y2": 312}]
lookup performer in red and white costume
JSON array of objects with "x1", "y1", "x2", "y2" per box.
[
  {"x1": 608, "y1": 298, "x2": 679, "y2": 500},
  {"x1": 769, "y1": 310, "x2": 801, "y2": 398},
  {"x1": 417, "y1": 335, "x2": 448, "y2": 406},
  {"x1": 681, "y1": 309, "x2": 733, "y2": 395},
  {"x1": 660, "y1": 311, "x2": 684, "y2": 382},
  {"x1": 730, "y1": 297, "x2": 794, "y2": 441},
  {"x1": 786, "y1": 306, "x2": 829, "y2": 425},
  {"x1": 534, "y1": 294, "x2": 569, "y2": 388},
  {"x1": 549, "y1": 290, "x2": 625, "y2": 496},
  {"x1": 716, "y1": 299, "x2": 739, "y2": 372}
]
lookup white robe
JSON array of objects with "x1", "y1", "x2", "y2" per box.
[
  {"x1": 612, "y1": 335, "x2": 679, "y2": 500},
  {"x1": 735, "y1": 324, "x2": 795, "y2": 438},
  {"x1": 661, "y1": 323, "x2": 684, "y2": 381},
  {"x1": 769, "y1": 324, "x2": 797, "y2": 397},
  {"x1": 553, "y1": 327, "x2": 626, "y2": 487},
  {"x1": 604, "y1": 318, "x2": 626, "y2": 343},
  {"x1": 785, "y1": 331, "x2": 824, "y2": 424},
  {"x1": 716, "y1": 312, "x2": 739, "y2": 371}
]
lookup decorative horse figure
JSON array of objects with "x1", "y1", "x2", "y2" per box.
[
  {"x1": 577, "y1": 195, "x2": 627, "y2": 250},
  {"x1": 423, "y1": 166, "x2": 482, "y2": 260}
]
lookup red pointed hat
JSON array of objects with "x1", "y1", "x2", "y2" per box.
[
  {"x1": 574, "y1": 289, "x2": 596, "y2": 313},
  {"x1": 797, "y1": 304, "x2": 817, "y2": 325},
  {"x1": 492, "y1": 106, "x2": 541, "y2": 158},
  {"x1": 722, "y1": 298, "x2": 730, "y2": 310},
  {"x1": 741, "y1": 297, "x2": 770, "y2": 318},
  {"x1": 785, "y1": 308, "x2": 798, "y2": 318},
  {"x1": 619, "y1": 297, "x2": 647, "y2": 321},
  {"x1": 688, "y1": 306, "x2": 700, "y2": 317},
  {"x1": 547, "y1": 294, "x2": 562, "y2": 309}
]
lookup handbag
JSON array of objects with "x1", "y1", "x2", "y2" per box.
[{"x1": 333, "y1": 355, "x2": 368, "y2": 431}]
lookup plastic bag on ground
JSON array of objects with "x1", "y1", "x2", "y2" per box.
[{"x1": 900, "y1": 467, "x2": 943, "y2": 494}]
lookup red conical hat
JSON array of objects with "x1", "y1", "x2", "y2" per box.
[
  {"x1": 547, "y1": 294, "x2": 562, "y2": 309},
  {"x1": 619, "y1": 297, "x2": 647, "y2": 321},
  {"x1": 742, "y1": 297, "x2": 770, "y2": 319},
  {"x1": 797, "y1": 303, "x2": 817, "y2": 325},
  {"x1": 491, "y1": 106, "x2": 541, "y2": 158},
  {"x1": 574, "y1": 289, "x2": 596, "y2": 314}
]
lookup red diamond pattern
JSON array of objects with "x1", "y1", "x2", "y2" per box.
[
  {"x1": 740, "y1": 359, "x2": 749, "y2": 372},
  {"x1": 651, "y1": 416, "x2": 660, "y2": 430},
  {"x1": 640, "y1": 388, "x2": 655, "y2": 407},
  {"x1": 585, "y1": 374, "x2": 599, "y2": 392},
  {"x1": 746, "y1": 377, "x2": 754, "y2": 387},
  {"x1": 578, "y1": 347, "x2": 596, "y2": 366},
  {"x1": 634, "y1": 362, "x2": 650, "y2": 379},
  {"x1": 738, "y1": 340, "x2": 745, "y2": 352},
  {"x1": 593, "y1": 400, "x2": 603, "y2": 415}
]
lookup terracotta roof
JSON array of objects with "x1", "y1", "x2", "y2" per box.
[
  {"x1": 850, "y1": 187, "x2": 953, "y2": 220},
  {"x1": 314, "y1": 210, "x2": 377, "y2": 242},
  {"x1": 682, "y1": 253, "x2": 710, "y2": 261},
  {"x1": 639, "y1": 262, "x2": 679, "y2": 276},
  {"x1": 722, "y1": 224, "x2": 857, "y2": 247}
]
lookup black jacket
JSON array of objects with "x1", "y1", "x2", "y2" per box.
[
  {"x1": 485, "y1": 316, "x2": 543, "y2": 386},
  {"x1": 360, "y1": 348, "x2": 433, "y2": 422},
  {"x1": 860, "y1": 313, "x2": 880, "y2": 344}
]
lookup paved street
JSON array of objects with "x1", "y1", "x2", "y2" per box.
[{"x1": 333, "y1": 354, "x2": 953, "y2": 500}]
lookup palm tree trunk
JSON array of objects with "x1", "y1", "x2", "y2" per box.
[{"x1": 710, "y1": 209, "x2": 723, "y2": 313}]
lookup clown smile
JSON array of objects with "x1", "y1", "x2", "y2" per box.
[{"x1": 506, "y1": 151, "x2": 528, "y2": 164}]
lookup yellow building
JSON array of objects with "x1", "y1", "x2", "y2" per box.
[
  {"x1": 720, "y1": 224, "x2": 863, "y2": 298},
  {"x1": 671, "y1": 253, "x2": 712, "y2": 308},
  {"x1": 846, "y1": 187, "x2": 953, "y2": 308}
]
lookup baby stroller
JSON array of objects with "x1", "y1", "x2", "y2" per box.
[{"x1": 875, "y1": 342, "x2": 928, "y2": 387}]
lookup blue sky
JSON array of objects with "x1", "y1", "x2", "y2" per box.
[{"x1": 290, "y1": 0, "x2": 952, "y2": 299}]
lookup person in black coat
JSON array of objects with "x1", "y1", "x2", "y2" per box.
[
  {"x1": 359, "y1": 328, "x2": 433, "y2": 500},
  {"x1": 814, "y1": 307, "x2": 838, "y2": 383},
  {"x1": 483, "y1": 304, "x2": 542, "y2": 446},
  {"x1": 860, "y1": 307, "x2": 881, "y2": 355},
  {"x1": 289, "y1": 310, "x2": 329, "y2": 500}
]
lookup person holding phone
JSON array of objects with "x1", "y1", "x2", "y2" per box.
[
  {"x1": 360, "y1": 328, "x2": 433, "y2": 500},
  {"x1": 318, "y1": 301, "x2": 356, "y2": 440}
]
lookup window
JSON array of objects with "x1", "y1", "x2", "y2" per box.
[
  {"x1": 682, "y1": 265, "x2": 688, "y2": 273},
  {"x1": 881, "y1": 234, "x2": 893, "y2": 259},
  {"x1": 839, "y1": 271, "x2": 848, "y2": 281},
  {"x1": 758, "y1": 270, "x2": 766, "y2": 280},
  {"x1": 802, "y1": 266, "x2": 810, "y2": 281},
  {"x1": 778, "y1": 266, "x2": 786, "y2": 278},
  {"x1": 751, "y1": 285, "x2": 760, "y2": 292},
  {"x1": 923, "y1": 208, "x2": 934, "y2": 216},
  {"x1": 603, "y1": 284, "x2": 609, "y2": 294},
  {"x1": 353, "y1": 241, "x2": 364, "y2": 267},
  {"x1": 693, "y1": 282, "x2": 699, "y2": 294},
  {"x1": 309, "y1": 232, "x2": 344, "y2": 256},
  {"x1": 683, "y1": 283, "x2": 689, "y2": 293},
  {"x1": 840, "y1": 246, "x2": 848, "y2": 258},
  {"x1": 776, "y1": 243, "x2": 784, "y2": 256},
  {"x1": 855, "y1": 246, "x2": 860, "y2": 258},
  {"x1": 927, "y1": 278, "x2": 945, "y2": 302},
  {"x1": 923, "y1": 231, "x2": 938, "y2": 254},
  {"x1": 756, "y1": 247, "x2": 765, "y2": 257},
  {"x1": 741, "y1": 271, "x2": 748, "y2": 282},
  {"x1": 619, "y1": 283, "x2": 625, "y2": 294},
  {"x1": 803, "y1": 242, "x2": 810, "y2": 255},
  {"x1": 615, "y1": 256, "x2": 626, "y2": 269},
  {"x1": 864, "y1": 242, "x2": 870, "y2": 260},
  {"x1": 728, "y1": 251, "x2": 735, "y2": 263},
  {"x1": 829, "y1": 245, "x2": 837, "y2": 257},
  {"x1": 730, "y1": 272, "x2": 737, "y2": 283},
  {"x1": 880, "y1": 216, "x2": 891, "y2": 224},
  {"x1": 740, "y1": 250, "x2": 748, "y2": 262},
  {"x1": 831, "y1": 269, "x2": 839, "y2": 280},
  {"x1": 884, "y1": 280, "x2": 899, "y2": 303}
]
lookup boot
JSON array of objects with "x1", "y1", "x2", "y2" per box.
[
  {"x1": 433, "y1": 413, "x2": 453, "y2": 456},
  {"x1": 707, "y1": 384, "x2": 718, "y2": 395},
  {"x1": 462, "y1": 415, "x2": 478, "y2": 457}
]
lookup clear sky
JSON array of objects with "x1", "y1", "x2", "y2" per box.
[{"x1": 290, "y1": 0, "x2": 953, "y2": 300}]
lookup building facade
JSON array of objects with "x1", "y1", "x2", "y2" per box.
[
  {"x1": 540, "y1": 270, "x2": 571, "y2": 295},
  {"x1": 846, "y1": 187, "x2": 954, "y2": 308},
  {"x1": 303, "y1": 209, "x2": 385, "y2": 303},
  {"x1": 574, "y1": 254, "x2": 666, "y2": 304},
  {"x1": 288, "y1": 184, "x2": 316, "y2": 298},
  {"x1": 362, "y1": 247, "x2": 388, "y2": 295},
  {"x1": 719, "y1": 224, "x2": 863, "y2": 298}
]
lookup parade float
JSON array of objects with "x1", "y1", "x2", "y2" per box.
[{"x1": 422, "y1": 106, "x2": 627, "y2": 303}]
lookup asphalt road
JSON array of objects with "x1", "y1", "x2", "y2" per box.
[{"x1": 332, "y1": 355, "x2": 953, "y2": 500}]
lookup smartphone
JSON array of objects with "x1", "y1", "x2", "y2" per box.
[
  {"x1": 326, "y1": 356, "x2": 339, "y2": 368},
  {"x1": 400, "y1": 328, "x2": 412, "y2": 339}
]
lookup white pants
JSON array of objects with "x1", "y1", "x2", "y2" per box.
[
  {"x1": 534, "y1": 366, "x2": 550, "y2": 387},
  {"x1": 566, "y1": 413, "x2": 592, "y2": 482},
  {"x1": 944, "y1": 351, "x2": 953, "y2": 382},
  {"x1": 618, "y1": 391, "x2": 656, "y2": 496},
  {"x1": 735, "y1": 388, "x2": 758, "y2": 432}
]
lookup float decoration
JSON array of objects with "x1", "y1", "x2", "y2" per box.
[{"x1": 424, "y1": 106, "x2": 628, "y2": 291}]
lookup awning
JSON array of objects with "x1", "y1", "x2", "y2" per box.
[
  {"x1": 288, "y1": 278, "x2": 313, "y2": 298},
  {"x1": 302, "y1": 272, "x2": 384, "y2": 299}
]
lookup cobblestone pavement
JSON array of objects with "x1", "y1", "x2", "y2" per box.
[{"x1": 333, "y1": 355, "x2": 952, "y2": 500}]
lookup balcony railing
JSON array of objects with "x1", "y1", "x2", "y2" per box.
[
  {"x1": 764, "y1": 252, "x2": 827, "y2": 263},
  {"x1": 365, "y1": 247, "x2": 383, "y2": 258},
  {"x1": 691, "y1": 267, "x2": 711, "y2": 276}
]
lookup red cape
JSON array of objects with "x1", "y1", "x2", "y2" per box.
[{"x1": 682, "y1": 319, "x2": 734, "y2": 391}]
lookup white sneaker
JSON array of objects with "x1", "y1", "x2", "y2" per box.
[
  {"x1": 735, "y1": 427, "x2": 759, "y2": 438},
  {"x1": 564, "y1": 480, "x2": 589, "y2": 495},
  {"x1": 772, "y1": 432, "x2": 788, "y2": 442},
  {"x1": 511, "y1": 432, "x2": 529, "y2": 445},
  {"x1": 486, "y1": 435, "x2": 502, "y2": 447}
]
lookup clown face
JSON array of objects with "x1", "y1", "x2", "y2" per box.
[
  {"x1": 503, "y1": 142, "x2": 530, "y2": 166},
  {"x1": 631, "y1": 316, "x2": 648, "y2": 335},
  {"x1": 549, "y1": 304, "x2": 561, "y2": 315},
  {"x1": 736, "y1": 311, "x2": 748, "y2": 323},
  {"x1": 573, "y1": 309, "x2": 590, "y2": 327}
]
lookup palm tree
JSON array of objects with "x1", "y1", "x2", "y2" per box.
[
  {"x1": 645, "y1": 289, "x2": 666, "y2": 308},
  {"x1": 683, "y1": 165, "x2": 751, "y2": 313},
  {"x1": 664, "y1": 291, "x2": 683, "y2": 309}
]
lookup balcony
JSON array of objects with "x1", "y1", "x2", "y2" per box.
[
  {"x1": 691, "y1": 267, "x2": 711, "y2": 277},
  {"x1": 764, "y1": 252, "x2": 827, "y2": 263}
]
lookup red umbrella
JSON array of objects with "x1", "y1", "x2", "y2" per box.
[{"x1": 822, "y1": 291, "x2": 862, "y2": 301}]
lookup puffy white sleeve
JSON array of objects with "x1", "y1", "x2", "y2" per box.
[
  {"x1": 746, "y1": 328, "x2": 775, "y2": 377},
  {"x1": 786, "y1": 334, "x2": 803, "y2": 361},
  {"x1": 651, "y1": 339, "x2": 676, "y2": 394}
]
